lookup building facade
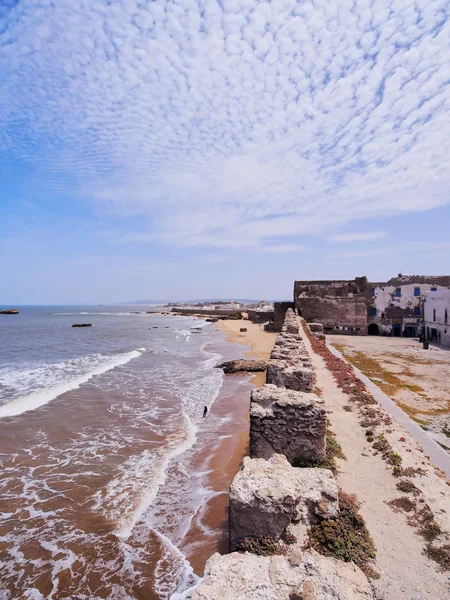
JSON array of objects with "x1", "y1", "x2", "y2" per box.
[
  {"x1": 424, "y1": 290, "x2": 450, "y2": 347},
  {"x1": 294, "y1": 275, "x2": 450, "y2": 336}
]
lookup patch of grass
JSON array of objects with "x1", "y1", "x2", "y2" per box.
[
  {"x1": 397, "y1": 401, "x2": 449, "y2": 418},
  {"x1": 396, "y1": 480, "x2": 420, "y2": 496},
  {"x1": 424, "y1": 544, "x2": 450, "y2": 570},
  {"x1": 387, "y1": 451, "x2": 403, "y2": 466},
  {"x1": 343, "y1": 405, "x2": 353, "y2": 412},
  {"x1": 309, "y1": 491, "x2": 377, "y2": 578},
  {"x1": 235, "y1": 535, "x2": 285, "y2": 556},
  {"x1": 326, "y1": 434, "x2": 346, "y2": 461},
  {"x1": 392, "y1": 466, "x2": 427, "y2": 478},
  {"x1": 336, "y1": 351, "x2": 427, "y2": 397},
  {"x1": 411, "y1": 416, "x2": 430, "y2": 426},
  {"x1": 387, "y1": 496, "x2": 417, "y2": 513},
  {"x1": 372, "y1": 433, "x2": 390, "y2": 453},
  {"x1": 293, "y1": 433, "x2": 346, "y2": 472}
]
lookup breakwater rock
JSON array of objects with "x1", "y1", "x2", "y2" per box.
[
  {"x1": 216, "y1": 359, "x2": 266, "y2": 374},
  {"x1": 0, "y1": 308, "x2": 19, "y2": 314},
  {"x1": 71, "y1": 323, "x2": 92, "y2": 328},
  {"x1": 192, "y1": 550, "x2": 374, "y2": 599},
  {"x1": 250, "y1": 384, "x2": 326, "y2": 463}
]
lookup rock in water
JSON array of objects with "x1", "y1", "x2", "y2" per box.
[
  {"x1": 0, "y1": 308, "x2": 19, "y2": 314},
  {"x1": 192, "y1": 551, "x2": 374, "y2": 599},
  {"x1": 71, "y1": 323, "x2": 92, "y2": 328},
  {"x1": 215, "y1": 359, "x2": 266, "y2": 374}
]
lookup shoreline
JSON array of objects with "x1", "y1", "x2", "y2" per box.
[{"x1": 179, "y1": 318, "x2": 276, "y2": 581}]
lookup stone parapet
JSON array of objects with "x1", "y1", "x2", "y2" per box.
[
  {"x1": 250, "y1": 384, "x2": 326, "y2": 463},
  {"x1": 229, "y1": 454, "x2": 338, "y2": 551},
  {"x1": 192, "y1": 551, "x2": 374, "y2": 600}
]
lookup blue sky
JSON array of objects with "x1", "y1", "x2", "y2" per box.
[{"x1": 1, "y1": 0, "x2": 450, "y2": 304}]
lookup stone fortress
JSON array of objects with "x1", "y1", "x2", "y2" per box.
[{"x1": 294, "y1": 274, "x2": 450, "y2": 337}]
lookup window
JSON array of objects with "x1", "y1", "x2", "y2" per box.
[
  {"x1": 369, "y1": 306, "x2": 377, "y2": 317},
  {"x1": 433, "y1": 309, "x2": 436, "y2": 322},
  {"x1": 371, "y1": 288, "x2": 375, "y2": 297},
  {"x1": 414, "y1": 287, "x2": 420, "y2": 296},
  {"x1": 395, "y1": 287, "x2": 401, "y2": 297},
  {"x1": 445, "y1": 309, "x2": 448, "y2": 324},
  {"x1": 431, "y1": 287, "x2": 437, "y2": 292},
  {"x1": 414, "y1": 307, "x2": 421, "y2": 316}
]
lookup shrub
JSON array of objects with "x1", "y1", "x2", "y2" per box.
[
  {"x1": 387, "y1": 497, "x2": 416, "y2": 513},
  {"x1": 235, "y1": 535, "x2": 284, "y2": 556},
  {"x1": 424, "y1": 544, "x2": 450, "y2": 571},
  {"x1": 396, "y1": 480, "x2": 420, "y2": 496},
  {"x1": 309, "y1": 491, "x2": 377, "y2": 577}
]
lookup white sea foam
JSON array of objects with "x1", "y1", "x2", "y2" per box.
[
  {"x1": 0, "y1": 348, "x2": 145, "y2": 419},
  {"x1": 93, "y1": 413, "x2": 198, "y2": 540}
]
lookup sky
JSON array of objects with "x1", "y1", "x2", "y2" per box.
[{"x1": 1, "y1": 0, "x2": 450, "y2": 304}]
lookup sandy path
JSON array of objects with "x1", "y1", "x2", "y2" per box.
[{"x1": 299, "y1": 319, "x2": 450, "y2": 600}]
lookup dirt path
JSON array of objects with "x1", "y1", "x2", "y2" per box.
[{"x1": 299, "y1": 319, "x2": 450, "y2": 600}]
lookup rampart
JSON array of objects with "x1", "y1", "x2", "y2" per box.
[{"x1": 192, "y1": 309, "x2": 374, "y2": 599}]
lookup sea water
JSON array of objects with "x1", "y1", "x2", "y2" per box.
[{"x1": 0, "y1": 306, "x2": 251, "y2": 599}]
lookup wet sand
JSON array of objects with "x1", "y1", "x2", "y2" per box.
[{"x1": 180, "y1": 321, "x2": 276, "y2": 577}]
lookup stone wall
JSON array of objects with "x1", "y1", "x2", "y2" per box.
[
  {"x1": 266, "y1": 308, "x2": 314, "y2": 391},
  {"x1": 250, "y1": 385, "x2": 326, "y2": 463},
  {"x1": 192, "y1": 308, "x2": 374, "y2": 599},
  {"x1": 272, "y1": 301, "x2": 295, "y2": 331}
]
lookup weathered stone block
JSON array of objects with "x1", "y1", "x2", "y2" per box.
[
  {"x1": 266, "y1": 360, "x2": 314, "y2": 392},
  {"x1": 309, "y1": 322, "x2": 324, "y2": 333},
  {"x1": 250, "y1": 384, "x2": 326, "y2": 463},
  {"x1": 192, "y1": 550, "x2": 374, "y2": 599},
  {"x1": 229, "y1": 454, "x2": 338, "y2": 550}
]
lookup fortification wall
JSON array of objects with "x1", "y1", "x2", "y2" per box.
[{"x1": 192, "y1": 310, "x2": 374, "y2": 599}]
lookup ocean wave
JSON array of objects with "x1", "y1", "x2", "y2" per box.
[
  {"x1": 0, "y1": 348, "x2": 146, "y2": 419},
  {"x1": 92, "y1": 412, "x2": 197, "y2": 540}
]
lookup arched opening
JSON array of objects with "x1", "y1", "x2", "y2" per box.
[{"x1": 368, "y1": 323, "x2": 379, "y2": 336}]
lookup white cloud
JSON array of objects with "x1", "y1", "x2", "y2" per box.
[
  {"x1": 1, "y1": 0, "x2": 450, "y2": 250},
  {"x1": 328, "y1": 232, "x2": 387, "y2": 243}
]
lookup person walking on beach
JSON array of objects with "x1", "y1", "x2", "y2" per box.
[{"x1": 203, "y1": 406, "x2": 208, "y2": 418}]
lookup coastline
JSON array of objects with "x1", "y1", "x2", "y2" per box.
[{"x1": 179, "y1": 318, "x2": 276, "y2": 583}]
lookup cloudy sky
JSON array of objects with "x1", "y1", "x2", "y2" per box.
[{"x1": 1, "y1": 0, "x2": 450, "y2": 303}]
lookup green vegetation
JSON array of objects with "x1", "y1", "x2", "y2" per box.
[
  {"x1": 293, "y1": 432, "x2": 346, "y2": 472},
  {"x1": 235, "y1": 535, "x2": 285, "y2": 556},
  {"x1": 309, "y1": 491, "x2": 377, "y2": 578},
  {"x1": 396, "y1": 480, "x2": 420, "y2": 496}
]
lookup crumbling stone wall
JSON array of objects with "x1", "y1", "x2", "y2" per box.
[
  {"x1": 272, "y1": 301, "x2": 295, "y2": 331},
  {"x1": 266, "y1": 309, "x2": 314, "y2": 391},
  {"x1": 250, "y1": 384, "x2": 326, "y2": 463},
  {"x1": 195, "y1": 305, "x2": 374, "y2": 599}
]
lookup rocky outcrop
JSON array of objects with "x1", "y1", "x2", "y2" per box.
[
  {"x1": 71, "y1": 323, "x2": 92, "y2": 328},
  {"x1": 216, "y1": 359, "x2": 266, "y2": 374},
  {"x1": 0, "y1": 308, "x2": 19, "y2": 314},
  {"x1": 250, "y1": 384, "x2": 326, "y2": 463},
  {"x1": 192, "y1": 550, "x2": 374, "y2": 599},
  {"x1": 229, "y1": 454, "x2": 338, "y2": 550}
]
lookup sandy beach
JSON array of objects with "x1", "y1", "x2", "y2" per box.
[{"x1": 175, "y1": 318, "x2": 276, "y2": 581}]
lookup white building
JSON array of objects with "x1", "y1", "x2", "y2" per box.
[{"x1": 424, "y1": 290, "x2": 450, "y2": 347}]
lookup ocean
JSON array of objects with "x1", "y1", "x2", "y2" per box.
[{"x1": 0, "y1": 306, "x2": 252, "y2": 599}]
